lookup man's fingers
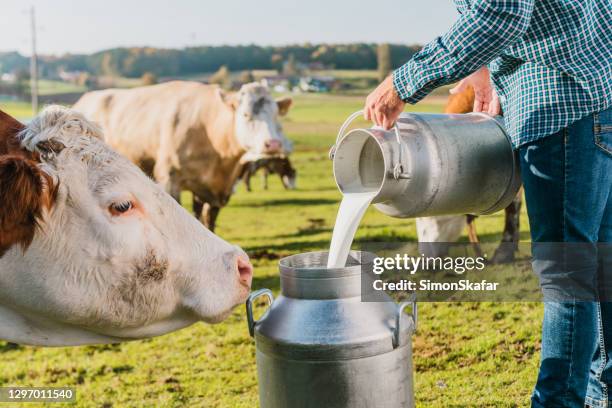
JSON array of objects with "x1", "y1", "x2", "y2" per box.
[
  {"x1": 488, "y1": 91, "x2": 501, "y2": 116},
  {"x1": 382, "y1": 116, "x2": 393, "y2": 130},
  {"x1": 488, "y1": 100, "x2": 500, "y2": 116},
  {"x1": 481, "y1": 101, "x2": 490, "y2": 113},
  {"x1": 473, "y1": 87, "x2": 492, "y2": 104},
  {"x1": 374, "y1": 109, "x2": 385, "y2": 128},
  {"x1": 473, "y1": 99, "x2": 484, "y2": 113},
  {"x1": 364, "y1": 107, "x2": 371, "y2": 121}
]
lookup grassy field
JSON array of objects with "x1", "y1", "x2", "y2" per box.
[
  {"x1": 37, "y1": 80, "x2": 87, "y2": 96},
  {"x1": 1, "y1": 100, "x2": 36, "y2": 120},
  {"x1": 0, "y1": 94, "x2": 541, "y2": 407}
]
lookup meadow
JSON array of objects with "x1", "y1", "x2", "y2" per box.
[{"x1": 0, "y1": 93, "x2": 541, "y2": 407}]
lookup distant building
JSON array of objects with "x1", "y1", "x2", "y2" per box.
[
  {"x1": 298, "y1": 76, "x2": 336, "y2": 93},
  {"x1": 260, "y1": 74, "x2": 337, "y2": 93},
  {"x1": 58, "y1": 70, "x2": 84, "y2": 83},
  {"x1": 1, "y1": 73, "x2": 16, "y2": 83},
  {"x1": 261, "y1": 75, "x2": 292, "y2": 93},
  {"x1": 305, "y1": 61, "x2": 330, "y2": 71}
]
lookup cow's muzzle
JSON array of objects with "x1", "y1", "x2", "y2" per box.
[{"x1": 264, "y1": 139, "x2": 283, "y2": 154}]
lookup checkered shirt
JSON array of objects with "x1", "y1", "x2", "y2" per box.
[{"x1": 392, "y1": 0, "x2": 612, "y2": 147}]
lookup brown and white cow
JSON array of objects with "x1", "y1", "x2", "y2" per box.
[
  {"x1": 0, "y1": 106, "x2": 253, "y2": 346},
  {"x1": 74, "y1": 81, "x2": 293, "y2": 231}
]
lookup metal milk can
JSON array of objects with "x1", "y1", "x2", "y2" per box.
[
  {"x1": 330, "y1": 111, "x2": 521, "y2": 218},
  {"x1": 246, "y1": 251, "x2": 416, "y2": 408}
]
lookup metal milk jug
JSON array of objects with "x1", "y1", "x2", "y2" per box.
[
  {"x1": 246, "y1": 251, "x2": 416, "y2": 408},
  {"x1": 330, "y1": 111, "x2": 521, "y2": 218}
]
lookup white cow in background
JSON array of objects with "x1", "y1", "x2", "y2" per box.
[
  {"x1": 416, "y1": 216, "x2": 465, "y2": 243},
  {"x1": 74, "y1": 81, "x2": 293, "y2": 232},
  {"x1": 416, "y1": 216, "x2": 466, "y2": 257},
  {"x1": 0, "y1": 106, "x2": 253, "y2": 346}
]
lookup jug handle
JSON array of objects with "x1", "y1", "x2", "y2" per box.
[
  {"x1": 246, "y1": 289, "x2": 274, "y2": 338},
  {"x1": 329, "y1": 110, "x2": 365, "y2": 160},
  {"x1": 329, "y1": 110, "x2": 409, "y2": 180},
  {"x1": 393, "y1": 294, "x2": 417, "y2": 348}
]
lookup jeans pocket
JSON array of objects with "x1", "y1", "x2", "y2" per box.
[{"x1": 594, "y1": 109, "x2": 612, "y2": 157}]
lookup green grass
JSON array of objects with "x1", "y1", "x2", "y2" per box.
[
  {"x1": 37, "y1": 80, "x2": 87, "y2": 96},
  {"x1": 0, "y1": 93, "x2": 541, "y2": 407},
  {"x1": 314, "y1": 69, "x2": 379, "y2": 79},
  {"x1": 0, "y1": 101, "x2": 35, "y2": 120},
  {"x1": 283, "y1": 93, "x2": 444, "y2": 151}
]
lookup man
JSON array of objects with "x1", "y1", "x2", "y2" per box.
[{"x1": 364, "y1": 1, "x2": 611, "y2": 407}]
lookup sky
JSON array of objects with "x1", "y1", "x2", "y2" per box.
[{"x1": 0, "y1": 0, "x2": 458, "y2": 56}]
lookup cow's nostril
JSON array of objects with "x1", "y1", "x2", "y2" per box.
[
  {"x1": 237, "y1": 257, "x2": 253, "y2": 287},
  {"x1": 265, "y1": 140, "x2": 282, "y2": 152}
]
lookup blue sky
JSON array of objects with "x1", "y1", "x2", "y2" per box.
[{"x1": 0, "y1": 0, "x2": 457, "y2": 55}]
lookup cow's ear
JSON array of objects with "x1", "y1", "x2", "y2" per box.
[
  {"x1": 217, "y1": 88, "x2": 240, "y2": 110},
  {"x1": 276, "y1": 97, "x2": 292, "y2": 116},
  {"x1": 0, "y1": 156, "x2": 54, "y2": 257}
]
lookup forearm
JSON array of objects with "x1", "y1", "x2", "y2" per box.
[{"x1": 394, "y1": 0, "x2": 534, "y2": 103}]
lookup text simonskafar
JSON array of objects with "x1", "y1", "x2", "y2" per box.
[{"x1": 373, "y1": 279, "x2": 499, "y2": 292}]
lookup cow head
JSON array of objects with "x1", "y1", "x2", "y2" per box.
[
  {"x1": 0, "y1": 106, "x2": 253, "y2": 346},
  {"x1": 222, "y1": 82, "x2": 293, "y2": 160}
]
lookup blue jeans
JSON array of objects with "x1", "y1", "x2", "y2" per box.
[{"x1": 520, "y1": 107, "x2": 612, "y2": 407}]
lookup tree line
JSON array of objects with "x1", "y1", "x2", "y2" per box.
[{"x1": 0, "y1": 43, "x2": 420, "y2": 79}]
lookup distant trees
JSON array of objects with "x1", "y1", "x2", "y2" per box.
[
  {"x1": 101, "y1": 52, "x2": 118, "y2": 76},
  {"x1": 0, "y1": 44, "x2": 421, "y2": 80},
  {"x1": 14, "y1": 68, "x2": 30, "y2": 96},
  {"x1": 270, "y1": 54, "x2": 283, "y2": 71},
  {"x1": 0, "y1": 52, "x2": 29, "y2": 75},
  {"x1": 377, "y1": 43, "x2": 392, "y2": 82},
  {"x1": 283, "y1": 54, "x2": 299, "y2": 76}
]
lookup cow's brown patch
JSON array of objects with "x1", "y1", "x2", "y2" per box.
[
  {"x1": 135, "y1": 250, "x2": 168, "y2": 283},
  {"x1": 0, "y1": 110, "x2": 57, "y2": 257},
  {"x1": 0, "y1": 156, "x2": 56, "y2": 256},
  {"x1": 0, "y1": 110, "x2": 28, "y2": 158},
  {"x1": 445, "y1": 85, "x2": 475, "y2": 114}
]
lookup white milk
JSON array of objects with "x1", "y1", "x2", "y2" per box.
[{"x1": 327, "y1": 191, "x2": 376, "y2": 268}]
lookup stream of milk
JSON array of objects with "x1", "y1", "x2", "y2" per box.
[{"x1": 327, "y1": 191, "x2": 377, "y2": 268}]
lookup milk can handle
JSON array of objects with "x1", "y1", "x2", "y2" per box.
[
  {"x1": 329, "y1": 110, "x2": 365, "y2": 160},
  {"x1": 393, "y1": 294, "x2": 417, "y2": 348},
  {"x1": 329, "y1": 110, "x2": 409, "y2": 180},
  {"x1": 246, "y1": 289, "x2": 274, "y2": 338}
]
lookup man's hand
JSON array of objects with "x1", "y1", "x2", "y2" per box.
[
  {"x1": 450, "y1": 66, "x2": 501, "y2": 116},
  {"x1": 364, "y1": 75, "x2": 405, "y2": 130}
]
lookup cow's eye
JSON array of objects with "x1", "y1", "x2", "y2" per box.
[{"x1": 109, "y1": 200, "x2": 134, "y2": 216}]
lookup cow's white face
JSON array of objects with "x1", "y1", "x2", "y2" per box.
[
  {"x1": 232, "y1": 83, "x2": 293, "y2": 160},
  {"x1": 0, "y1": 106, "x2": 253, "y2": 346}
]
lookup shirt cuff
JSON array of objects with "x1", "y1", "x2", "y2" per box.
[{"x1": 392, "y1": 64, "x2": 429, "y2": 104}]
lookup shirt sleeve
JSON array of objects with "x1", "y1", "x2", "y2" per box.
[{"x1": 393, "y1": 0, "x2": 535, "y2": 104}]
